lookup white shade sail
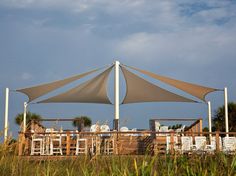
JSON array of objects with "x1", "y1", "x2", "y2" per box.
[
  {"x1": 120, "y1": 66, "x2": 197, "y2": 104},
  {"x1": 17, "y1": 67, "x2": 101, "y2": 102},
  {"x1": 38, "y1": 66, "x2": 113, "y2": 104},
  {"x1": 124, "y1": 65, "x2": 219, "y2": 102}
]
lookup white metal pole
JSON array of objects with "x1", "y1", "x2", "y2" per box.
[
  {"x1": 23, "y1": 102, "x2": 28, "y2": 132},
  {"x1": 114, "y1": 61, "x2": 120, "y2": 130},
  {"x1": 4, "y1": 88, "x2": 9, "y2": 142},
  {"x1": 208, "y1": 101, "x2": 212, "y2": 138},
  {"x1": 224, "y1": 87, "x2": 229, "y2": 137}
]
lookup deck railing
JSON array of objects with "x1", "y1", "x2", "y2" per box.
[{"x1": 18, "y1": 131, "x2": 236, "y2": 156}]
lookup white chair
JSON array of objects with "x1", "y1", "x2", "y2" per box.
[
  {"x1": 120, "y1": 126, "x2": 129, "y2": 136},
  {"x1": 90, "y1": 124, "x2": 100, "y2": 132},
  {"x1": 90, "y1": 124, "x2": 101, "y2": 155},
  {"x1": 131, "y1": 128, "x2": 139, "y2": 136},
  {"x1": 91, "y1": 136, "x2": 101, "y2": 155},
  {"x1": 46, "y1": 128, "x2": 54, "y2": 133},
  {"x1": 175, "y1": 125, "x2": 185, "y2": 136},
  {"x1": 166, "y1": 136, "x2": 180, "y2": 153},
  {"x1": 192, "y1": 136, "x2": 207, "y2": 152},
  {"x1": 206, "y1": 136, "x2": 222, "y2": 153},
  {"x1": 30, "y1": 130, "x2": 44, "y2": 155},
  {"x1": 100, "y1": 125, "x2": 110, "y2": 131},
  {"x1": 181, "y1": 136, "x2": 193, "y2": 153},
  {"x1": 155, "y1": 121, "x2": 161, "y2": 131},
  {"x1": 120, "y1": 126, "x2": 129, "y2": 131},
  {"x1": 159, "y1": 126, "x2": 169, "y2": 136},
  {"x1": 75, "y1": 135, "x2": 88, "y2": 155},
  {"x1": 100, "y1": 125, "x2": 113, "y2": 154},
  {"x1": 223, "y1": 137, "x2": 236, "y2": 154},
  {"x1": 104, "y1": 136, "x2": 115, "y2": 155},
  {"x1": 49, "y1": 130, "x2": 63, "y2": 155},
  {"x1": 100, "y1": 125, "x2": 110, "y2": 136}
]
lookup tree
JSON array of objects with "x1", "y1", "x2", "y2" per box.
[
  {"x1": 72, "y1": 116, "x2": 92, "y2": 132},
  {"x1": 15, "y1": 111, "x2": 42, "y2": 127},
  {"x1": 203, "y1": 127, "x2": 209, "y2": 132},
  {"x1": 213, "y1": 102, "x2": 236, "y2": 132}
]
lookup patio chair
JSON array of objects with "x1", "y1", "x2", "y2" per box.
[
  {"x1": 120, "y1": 126, "x2": 129, "y2": 131},
  {"x1": 166, "y1": 136, "x2": 180, "y2": 153},
  {"x1": 155, "y1": 121, "x2": 161, "y2": 131},
  {"x1": 192, "y1": 136, "x2": 207, "y2": 152},
  {"x1": 104, "y1": 136, "x2": 115, "y2": 155},
  {"x1": 100, "y1": 125, "x2": 110, "y2": 136},
  {"x1": 49, "y1": 130, "x2": 63, "y2": 155},
  {"x1": 76, "y1": 134, "x2": 88, "y2": 155},
  {"x1": 30, "y1": 130, "x2": 44, "y2": 155},
  {"x1": 90, "y1": 124, "x2": 102, "y2": 155},
  {"x1": 205, "y1": 136, "x2": 222, "y2": 153},
  {"x1": 120, "y1": 126, "x2": 129, "y2": 136},
  {"x1": 181, "y1": 136, "x2": 193, "y2": 154},
  {"x1": 91, "y1": 136, "x2": 101, "y2": 155},
  {"x1": 90, "y1": 124, "x2": 100, "y2": 132},
  {"x1": 223, "y1": 137, "x2": 236, "y2": 154},
  {"x1": 159, "y1": 126, "x2": 169, "y2": 136},
  {"x1": 175, "y1": 125, "x2": 185, "y2": 136}
]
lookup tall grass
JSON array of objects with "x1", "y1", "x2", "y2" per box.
[{"x1": 0, "y1": 141, "x2": 236, "y2": 176}]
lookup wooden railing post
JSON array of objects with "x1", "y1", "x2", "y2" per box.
[
  {"x1": 170, "y1": 132, "x2": 174, "y2": 154},
  {"x1": 196, "y1": 123, "x2": 199, "y2": 135},
  {"x1": 216, "y1": 131, "x2": 220, "y2": 152},
  {"x1": 18, "y1": 132, "x2": 24, "y2": 156},
  {"x1": 115, "y1": 131, "x2": 118, "y2": 155},
  {"x1": 190, "y1": 126, "x2": 193, "y2": 139},
  {"x1": 66, "y1": 131, "x2": 71, "y2": 156}
]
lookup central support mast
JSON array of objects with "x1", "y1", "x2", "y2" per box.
[{"x1": 114, "y1": 61, "x2": 120, "y2": 130}]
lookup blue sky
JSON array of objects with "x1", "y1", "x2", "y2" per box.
[{"x1": 0, "y1": 0, "x2": 236, "y2": 140}]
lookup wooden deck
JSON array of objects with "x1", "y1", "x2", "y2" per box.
[{"x1": 18, "y1": 131, "x2": 236, "y2": 157}]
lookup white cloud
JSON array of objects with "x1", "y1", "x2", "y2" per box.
[
  {"x1": 114, "y1": 25, "x2": 236, "y2": 66},
  {"x1": 1, "y1": 0, "x2": 236, "y2": 76},
  {"x1": 1, "y1": 0, "x2": 235, "y2": 31}
]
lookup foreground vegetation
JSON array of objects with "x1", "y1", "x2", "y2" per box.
[{"x1": 0, "y1": 142, "x2": 236, "y2": 176}]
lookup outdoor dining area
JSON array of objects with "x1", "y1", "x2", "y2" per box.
[
  {"x1": 22, "y1": 120, "x2": 116, "y2": 156},
  {"x1": 3, "y1": 61, "x2": 234, "y2": 157},
  {"x1": 17, "y1": 117, "x2": 236, "y2": 157}
]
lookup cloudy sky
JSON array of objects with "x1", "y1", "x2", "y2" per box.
[{"x1": 0, "y1": 0, "x2": 236, "y2": 139}]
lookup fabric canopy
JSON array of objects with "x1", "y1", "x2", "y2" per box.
[
  {"x1": 124, "y1": 65, "x2": 219, "y2": 102},
  {"x1": 120, "y1": 66, "x2": 197, "y2": 104},
  {"x1": 38, "y1": 66, "x2": 113, "y2": 104},
  {"x1": 17, "y1": 67, "x2": 101, "y2": 102}
]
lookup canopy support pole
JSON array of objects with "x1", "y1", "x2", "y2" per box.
[
  {"x1": 23, "y1": 102, "x2": 28, "y2": 133},
  {"x1": 114, "y1": 61, "x2": 120, "y2": 130},
  {"x1": 208, "y1": 101, "x2": 212, "y2": 139},
  {"x1": 4, "y1": 88, "x2": 9, "y2": 143},
  {"x1": 224, "y1": 87, "x2": 229, "y2": 137}
]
